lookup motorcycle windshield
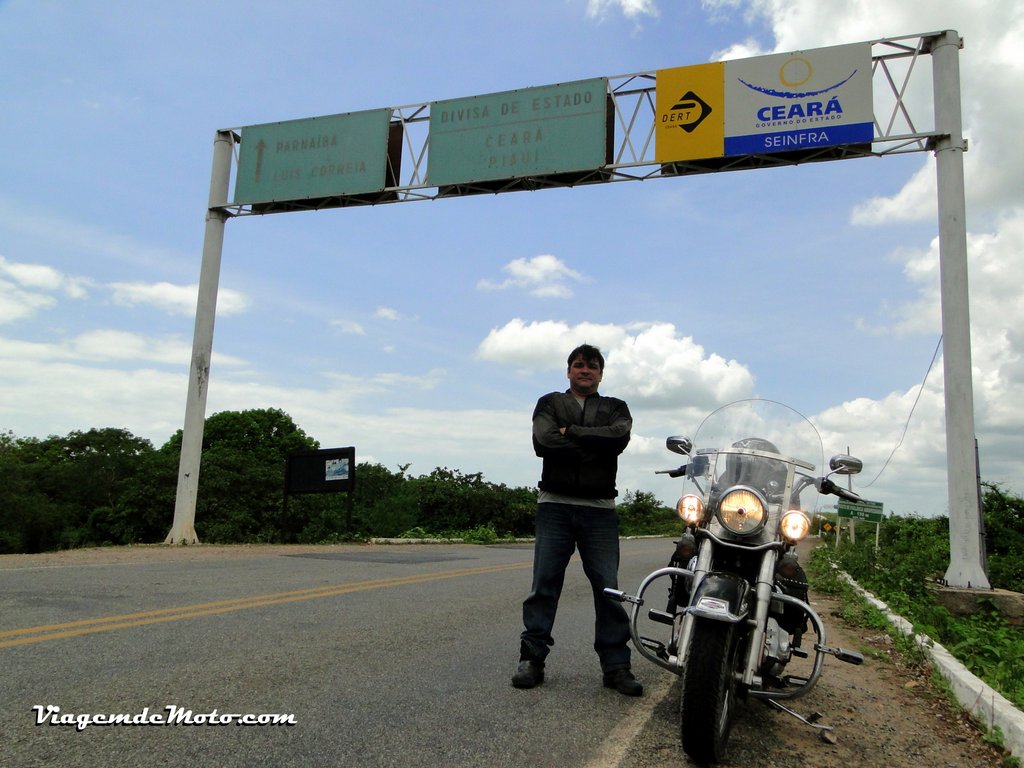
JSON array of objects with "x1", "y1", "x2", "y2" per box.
[{"x1": 686, "y1": 398, "x2": 824, "y2": 516}]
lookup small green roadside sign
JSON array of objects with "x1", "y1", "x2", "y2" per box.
[{"x1": 836, "y1": 498, "x2": 884, "y2": 523}]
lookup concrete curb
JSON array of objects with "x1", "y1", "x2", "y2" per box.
[{"x1": 840, "y1": 572, "x2": 1024, "y2": 759}]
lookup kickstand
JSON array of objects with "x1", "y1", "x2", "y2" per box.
[{"x1": 764, "y1": 699, "x2": 837, "y2": 743}]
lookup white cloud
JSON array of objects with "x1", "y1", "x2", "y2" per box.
[
  {"x1": 586, "y1": 0, "x2": 660, "y2": 21},
  {"x1": 477, "y1": 254, "x2": 587, "y2": 299},
  {"x1": 331, "y1": 320, "x2": 366, "y2": 335},
  {"x1": 0, "y1": 278, "x2": 56, "y2": 324},
  {"x1": 322, "y1": 368, "x2": 447, "y2": 394},
  {"x1": 477, "y1": 318, "x2": 629, "y2": 369},
  {"x1": 0, "y1": 330, "x2": 246, "y2": 368},
  {"x1": 477, "y1": 319, "x2": 754, "y2": 409},
  {"x1": 375, "y1": 306, "x2": 400, "y2": 321},
  {"x1": 0, "y1": 256, "x2": 92, "y2": 323},
  {"x1": 109, "y1": 281, "x2": 250, "y2": 317},
  {"x1": 0, "y1": 256, "x2": 78, "y2": 293},
  {"x1": 609, "y1": 323, "x2": 755, "y2": 409},
  {"x1": 0, "y1": 256, "x2": 252, "y2": 324},
  {"x1": 851, "y1": 162, "x2": 936, "y2": 225}
]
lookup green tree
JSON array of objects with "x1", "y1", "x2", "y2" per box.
[
  {"x1": 617, "y1": 490, "x2": 677, "y2": 536},
  {"x1": 13, "y1": 428, "x2": 155, "y2": 548},
  {"x1": 349, "y1": 462, "x2": 416, "y2": 538},
  {"x1": 0, "y1": 431, "x2": 67, "y2": 553},
  {"x1": 983, "y1": 482, "x2": 1024, "y2": 593},
  {"x1": 410, "y1": 467, "x2": 536, "y2": 536},
  {"x1": 161, "y1": 408, "x2": 320, "y2": 543},
  {"x1": 111, "y1": 441, "x2": 181, "y2": 544}
]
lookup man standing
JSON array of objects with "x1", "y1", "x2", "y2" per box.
[{"x1": 511, "y1": 344, "x2": 641, "y2": 696}]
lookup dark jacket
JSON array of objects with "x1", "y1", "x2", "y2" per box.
[{"x1": 532, "y1": 390, "x2": 632, "y2": 499}]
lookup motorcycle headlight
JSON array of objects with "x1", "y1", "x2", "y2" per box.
[
  {"x1": 717, "y1": 487, "x2": 766, "y2": 535},
  {"x1": 676, "y1": 494, "x2": 704, "y2": 525},
  {"x1": 780, "y1": 509, "x2": 811, "y2": 542}
]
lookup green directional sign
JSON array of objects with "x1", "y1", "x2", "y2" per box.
[
  {"x1": 234, "y1": 108, "x2": 393, "y2": 204},
  {"x1": 836, "y1": 499, "x2": 884, "y2": 523},
  {"x1": 427, "y1": 78, "x2": 608, "y2": 186}
]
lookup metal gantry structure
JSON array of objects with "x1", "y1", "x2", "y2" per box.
[
  {"x1": 218, "y1": 32, "x2": 941, "y2": 217},
  {"x1": 167, "y1": 30, "x2": 989, "y2": 589}
]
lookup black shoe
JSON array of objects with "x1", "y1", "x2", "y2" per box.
[
  {"x1": 603, "y1": 668, "x2": 643, "y2": 696},
  {"x1": 511, "y1": 660, "x2": 544, "y2": 689}
]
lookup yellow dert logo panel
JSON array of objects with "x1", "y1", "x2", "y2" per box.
[{"x1": 655, "y1": 62, "x2": 725, "y2": 162}]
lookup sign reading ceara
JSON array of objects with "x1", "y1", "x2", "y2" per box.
[
  {"x1": 427, "y1": 78, "x2": 608, "y2": 186},
  {"x1": 656, "y1": 42, "x2": 872, "y2": 162},
  {"x1": 234, "y1": 109, "x2": 392, "y2": 204}
]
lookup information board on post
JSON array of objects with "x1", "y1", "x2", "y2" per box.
[
  {"x1": 233, "y1": 109, "x2": 393, "y2": 205},
  {"x1": 836, "y1": 498, "x2": 884, "y2": 523},
  {"x1": 285, "y1": 447, "x2": 356, "y2": 495},
  {"x1": 427, "y1": 78, "x2": 609, "y2": 186}
]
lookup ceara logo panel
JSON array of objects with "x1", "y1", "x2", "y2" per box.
[
  {"x1": 655, "y1": 42, "x2": 872, "y2": 163},
  {"x1": 724, "y1": 42, "x2": 873, "y2": 155}
]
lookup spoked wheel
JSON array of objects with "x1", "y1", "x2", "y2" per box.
[{"x1": 680, "y1": 620, "x2": 741, "y2": 764}]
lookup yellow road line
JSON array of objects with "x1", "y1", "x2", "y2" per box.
[{"x1": 0, "y1": 561, "x2": 530, "y2": 649}]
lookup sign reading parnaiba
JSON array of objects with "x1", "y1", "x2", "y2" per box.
[{"x1": 234, "y1": 109, "x2": 393, "y2": 205}]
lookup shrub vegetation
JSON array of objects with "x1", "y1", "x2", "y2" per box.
[
  {"x1": 810, "y1": 485, "x2": 1024, "y2": 710},
  {"x1": 0, "y1": 408, "x2": 677, "y2": 551}
]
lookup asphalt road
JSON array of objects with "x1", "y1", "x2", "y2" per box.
[{"x1": 0, "y1": 539, "x2": 680, "y2": 768}]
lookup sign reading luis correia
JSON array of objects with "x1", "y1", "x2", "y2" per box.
[
  {"x1": 426, "y1": 78, "x2": 608, "y2": 187},
  {"x1": 234, "y1": 109, "x2": 393, "y2": 204}
]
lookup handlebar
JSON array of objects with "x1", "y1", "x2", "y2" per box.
[
  {"x1": 655, "y1": 466, "x2": 687, "y2": 478},
  {"x1": 817, "y1": 476, "x2": 862, "y2": 502},
  {"x1": 656, "y1": 461, "x2": 863, "y2": 501}
]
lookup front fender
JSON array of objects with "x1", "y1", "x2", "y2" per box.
[{"x1": 687, "y1": 572, "x2": 751, "y2": 623}]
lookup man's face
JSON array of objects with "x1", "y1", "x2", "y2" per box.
[{"x1": 567, "y1": 355, "x2": 603, "y2": 396}]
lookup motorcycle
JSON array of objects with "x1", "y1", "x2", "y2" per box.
[{"x1": 605, "y1": 399, "x2": 865, "y2": 764}]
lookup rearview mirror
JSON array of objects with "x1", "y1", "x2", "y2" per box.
[
  {"x1": 666, "y1": 436, "x2": 692, "y2": 456},
  {"x1": 829, "y1": 454, "x2": 863, "y2": 476}
]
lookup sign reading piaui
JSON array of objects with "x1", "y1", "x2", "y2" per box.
[
  {"x1": 836, "y1": 498, "x2": 884, "y2": 523},
  {"x1": 234, "y1": 109, "x2": 393, "y2": 204},
  {"x1": 656, "y1": 42, "x2": 872, "y2": 163},
  {"x1": 427, "y1": 78, "x2": 608, "y2": 187}
]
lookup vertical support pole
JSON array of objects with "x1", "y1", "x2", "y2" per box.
[
  {"x1": 165, "y1": 130, "x2": 234, "y2": 545},
  {"x1": 931, "y1": 31, "x2": 990, "y2": 588}
]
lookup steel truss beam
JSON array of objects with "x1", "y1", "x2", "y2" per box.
[{"x1": 217, "y1": 32, "x2": 948, "y2": 217}]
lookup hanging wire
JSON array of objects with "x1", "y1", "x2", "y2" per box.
[{"x1": 863, "y1": 335, "x2": 943, "y2": 488}]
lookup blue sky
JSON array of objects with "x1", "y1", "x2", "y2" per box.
[{"x1": 1, "y1": 0, "x2": 1022, "y2": 523}]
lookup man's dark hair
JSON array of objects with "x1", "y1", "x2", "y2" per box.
[{"x1": 567, "y1": 344, "x2": 605, "y2": 371}]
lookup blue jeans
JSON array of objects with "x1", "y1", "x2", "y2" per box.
[{"x1": 519, "y1": 502, "x2": 632, "y2": 672}]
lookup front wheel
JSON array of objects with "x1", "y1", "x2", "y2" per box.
[{"x1": 680, "y1": 620, "x2": 741, "y2": 764}]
